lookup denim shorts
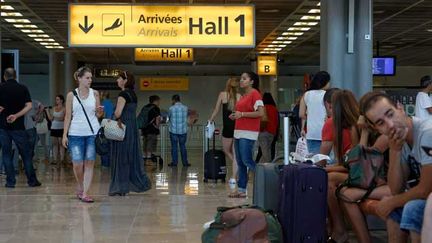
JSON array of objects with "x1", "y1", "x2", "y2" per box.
[
  {"x1": 68, "y1": 135, "x2": 96, "y2": 163},
  {"x1": 389, "y1": 199, "x2": 426, "y2": 233}
]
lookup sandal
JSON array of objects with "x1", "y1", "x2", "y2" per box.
[
  {"x1": 76, "y1": 191, "x2": 83, "y2": 200},
  {"x1": 228, "y1": 191, "x2": 247, "y2": 198},
  {"x1": 81, "y1": 196, "x2": 94, "y2": 203}
]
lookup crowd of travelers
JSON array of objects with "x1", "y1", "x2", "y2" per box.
[{"x1": 1, "y1": 66, "x2": 432, "y2": 242}]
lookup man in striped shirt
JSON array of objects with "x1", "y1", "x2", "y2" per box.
[{"x1": 168, "y1": 94, "x2": 190, "y2": 167}]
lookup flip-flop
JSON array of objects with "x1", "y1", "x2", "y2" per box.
[{"x1": 81, "y1": 196, "x2": 94, "y2": 203}]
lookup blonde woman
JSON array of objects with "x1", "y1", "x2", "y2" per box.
[
  {"x1": 62, "y1": 67, "x2": 103, "y2": 203},
  {"x1": 209, "y1": 77, "x2": 241, "y2": 186}
]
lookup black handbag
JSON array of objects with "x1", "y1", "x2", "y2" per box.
[{"x1": 95, "y1": 127, "x2": 109, "y2": 156}]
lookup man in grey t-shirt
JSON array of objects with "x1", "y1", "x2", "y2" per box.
[{"x1": 360, "y1": 91, "x2": 432, "y2": 243}]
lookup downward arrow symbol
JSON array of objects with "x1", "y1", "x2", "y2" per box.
[{"x1": 79, "y1": 16, "x2": 94, "y2": 34}]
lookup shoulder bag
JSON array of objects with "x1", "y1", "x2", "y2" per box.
[{"x1": 72, "y1": 90, "x2": 109, "y2": 155}]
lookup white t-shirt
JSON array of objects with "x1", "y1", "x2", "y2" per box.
[
  {"x1": 415, "y1": 92, "x2": 432, "y2": 120},
  {"x1": 304, "y1": 89, "x2": 327, "y2": 140}
]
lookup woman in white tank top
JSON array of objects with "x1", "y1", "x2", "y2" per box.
[
  {"x1": 62, "y1": 67, "x2": 103, "y2": 203},
  {"x1": 46, "y1": 95, "x2": 65, "y2": 165},
  {"x1": 299, "y1": 71, "x2": 331, "y2": 154}
]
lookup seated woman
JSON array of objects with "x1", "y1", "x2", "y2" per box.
[{"x1": 326, "y1": 90, "x2": 390, "y2": 243}]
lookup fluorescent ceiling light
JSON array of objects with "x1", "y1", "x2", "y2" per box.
[
  {"x1": 276, "y1": 36, "x2": 298, "y2": 40},
  {"x1": 51, "y1": 42, "x2": 60, "y2": 46},
  {"x1": 308, "y1": 9, "x2": 320, "y2": 14},
  {"x1": 1, "y1": 5, "x2": 14, "y2": 10},
  {"x1": 317, "y1": 2, "x2": 321, "y2": 6},
  {"x1": 21, "y1": 29, "x2": 44, "y2": 33},
  {"x1": 14, "y1": 24, "x2": 37, "y2": 28},
  {"x1": 301, "y1": 15, "x2": 320, "y2": 20},
  {"x1": 34, "y1": 38, "x2": 55, "y2": 42},
  {"x1": 270, "y1": 51, "x2": 277, "y2": 54},
  {"x1": 45, "y1": 46, "x2": 55, "y2": 49},
  {"x1": 272, "y1": 41, "x2": 292, "y2": 44},
  {"x1": 28, "y1": 34, "x2": 50, "y2": 38},
  {"x1": 45, "y1": 46, "x2": 64, "y2": 49},
  {"x1": 282, "y1": 32, "x2": 304, "y2": 36},
  {"x1": 1, "y1": 12, "x2": 23, "y2": 17},
  {"x1": 268, "y1": 45, "x2": 276, "y2": 47},
  {"x1": 278, "y1": 45, "x2": 287, "y2": 48},
  {"x1": 5, "y1": 18, "x2": 31, "y2": 23},
  {"x1": 294, "y1": 21, "x2": 318, "y2": 26},
  {"x1": 288, "y1": 27, "x2": 310, "y2": 31}
]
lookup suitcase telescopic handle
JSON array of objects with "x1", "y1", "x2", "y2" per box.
[{"x1": 283, "y1": 115, "x2": 289, "y2": 165}]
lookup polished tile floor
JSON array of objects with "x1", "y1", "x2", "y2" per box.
[{"x1": 0, "y1": 150, "x2": 387, "y2": 243}]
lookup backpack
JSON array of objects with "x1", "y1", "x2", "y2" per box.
[
  {"x1": 137, "y1": 104, "x2": 155, "y2": 129},
  {"x1": 202, "y1": 205, "x2": 283, "y2": 243}
]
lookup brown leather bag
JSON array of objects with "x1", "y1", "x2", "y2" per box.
[{"x1": 214, "y1": 208, "x2": 269, "y2": 243}]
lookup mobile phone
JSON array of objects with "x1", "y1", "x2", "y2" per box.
[{"x1": 421, "y1": 146, "x2": 432, "y2": 156}]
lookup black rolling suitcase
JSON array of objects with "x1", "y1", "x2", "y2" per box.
[{"x1": 203, "y1": 130, "x2": 227, "y2": 183}]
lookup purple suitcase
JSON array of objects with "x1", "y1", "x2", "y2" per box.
[{"x1": 277, "y1": 154, "x2": 328, "y2": 242}]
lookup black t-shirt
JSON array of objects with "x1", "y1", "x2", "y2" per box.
[
  {"x1": 142, "y1": 103, "x2": 161, "y2": 135},
  {"x1": 119, "y1": 89, "x2": 137, "y2": 103},
  {"x1": 0, "y1": 79, "x2": 32, "y2": 130}
]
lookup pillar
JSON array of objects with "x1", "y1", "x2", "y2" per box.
[
  {"x1": 320, "y1": 0, "x2": 374, "y2": 97},
  {"x1": 64, "y1": 52, "x2": 77, "y2": 94},
  {"x1": 49, "y1": 52, "x2": 60, "y2": 103},
  {"x1": 355, "y1": 0, "x2": 373, "y2": 97}
]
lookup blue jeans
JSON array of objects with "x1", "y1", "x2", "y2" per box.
[
  {"x1": 389, "y1": 199, "x2": 426, "y2": 233},
  {"x1": 26, "y1": 128, "x2": 38, "y2": 160},
  {"x1": 170, "y1": 133, "x2": 188, "y2": 165},
  {"x1": 307, "y1": 139, "x2": 321, "y2": 154},
  {"x1": 0, "y1": 142, "x2": 19, "y2": 172},
  {"x1": 234, "y1": 138, "x2": 256, "y2": 193},
  {"x1": 0, "y1": 129, "x2": 38, "y2": 186}
]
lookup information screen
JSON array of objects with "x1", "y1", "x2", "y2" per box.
[{"x1": 373, "y1": 56, "x2": 396, "y2": 76}]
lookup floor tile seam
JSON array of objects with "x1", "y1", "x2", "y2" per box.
[
  {"x1": 126, "y1": 196, "x2": 144, "y2": 243},
  {"x1": 2, "y1": 196, "x2": 31, "y2": 212}
]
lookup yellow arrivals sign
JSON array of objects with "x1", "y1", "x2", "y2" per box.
[
  {"x1": 135, "y1": 48, "x2": 193, "y2": 62},
  {"x1": 257, "y1": 56, "x2": 277, "y2": 76},
  {"x1": 69, "y1": 4, "x2": 255, "y2": 47},
  {"x1": 139, "y1": 77, "x2": 189, "y2": 91}
]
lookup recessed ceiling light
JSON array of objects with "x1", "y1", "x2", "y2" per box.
[
  {"x1": 301, "y1": 15, "x2": 320, "y2": 20},
  {"x1": 1, "y1": 12, "x2": 23, "y2": 17},
  {"x1": 14, "y1": 24, "x2": 37, "y2": 28},
  {"x1": 288, "y1": 27, "x2": 310, "y2": 31},
  {"x1": 282, "y1": 32, "x2": 304, "y2": 36},
  {"x1": 317, "y1": 2, "x2": 321, "y2": 6},
  {"x1": 5, "y1": 18, "x2": 30, "y2": 23},
  {"x1": 308, "y1": 9, "x2": 320, "y2": 14},
  {"x1": 21, "y1": 29, "x2": 44, "y2": 33},
  {"x1": 294, "y1": 21, "x2": 318, "y2": 26},
  {"x1": 28, "y1": 34, "x2": 50, "y2": 38},
  {"x1": 427, "y1": 29, "x2": 432, "y2": 32},
  {"x1": 1, "y1": 5, "x2": 14, "y2": 10}
]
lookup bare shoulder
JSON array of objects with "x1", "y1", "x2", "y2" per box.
[{"x1": 93, "y1": 90, "x2": 100, "y2": 97}]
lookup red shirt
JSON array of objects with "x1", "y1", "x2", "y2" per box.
[
  {"x1": 234, "y1": 89, "x2": 263, "y2": 140},
  {"x1": 321, "y1": 117, "x2": 352, "y2": 154},
  {"x1": 262, "y1": 104, "x2": 279, "y2": 135}
]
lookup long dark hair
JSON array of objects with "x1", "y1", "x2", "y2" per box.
[
  {"x1": 262, "y1": 92, "x2": 276, "y2": 106},
  {"x1": 332, "y1": 90, "x2": 360, "y2": 164},
  {"x1": 56, "y1": 94, "x2": 65, "y2": 105},
  {"x1": 309, "y1": 71, "x2": 330, "y2": 91},
  {"x1": 245, "y1": 71, "x2": 260, "y2": 91}
]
